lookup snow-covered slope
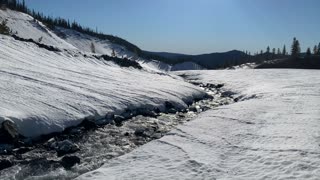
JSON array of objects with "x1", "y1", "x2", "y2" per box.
[
  {"x1": 0, "y1": 9, "x2": 183, "y2": 72},
  {"x1": 226, "y1": 62, "x2": 257, "y2": 70},
  {"x1": 78, "y1": 69, "x2": 320, "y2": 180},
  {"x1": 54, "y1": 27, "x2": 136, "y2": 58},
  {"x1": 0, "y1": 35, "x2": 205, "y2": 138},
  {"x1": 138, "y1": 59, "x2": 172, "y2": 72},
  {"x1": 0, "y1": 9, "x2": 76, "y2": 49}
]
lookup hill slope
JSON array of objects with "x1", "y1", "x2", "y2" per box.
[
  {"x1": 0, "y1": 9, "x2": 76, "y2": 49},
  {"x1": 144, "y1": 50, "x2": 251, "y2": 69},
  {"x1": 0, "y1": 8, "x2": 206, "y2": 137}
]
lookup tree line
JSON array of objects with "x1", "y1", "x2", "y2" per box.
[{"x1": 220, "y1": 37, "x2": 320, "y2": 69}]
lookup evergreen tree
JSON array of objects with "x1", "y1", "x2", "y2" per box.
[
  {"x1": 0, "y1": 19, "x2": 10, "y2": 35},
  {"x1": 313, "y1": 45, "x2": 318, "y2": 55},
  {"x1": 90, "y1": 42, "x2": 95, "y2": 53},
  {"x1": 22, "y1": 0, "x2": 26, "y2": 12},
  {"x1": 272, "y1": 48, "x2": 276, "y2": 55},
  {"x1": 282, "y1": 45, "x2": 286, "y2": 56},
  {"x1": 277, "y1": 48, "x2": 281, "y2": 55},
  {"x1": 291, "y1": 37, "x2": 301, "y2": 57},
  {"x1": 318, "y1": 43, "x2": 320, "y2": 55},
  {"x1": 266, "y1": 46, "x2": 270, "y2": 53},
  {"x1": 306, "y1": 47, "x2": 311, "y2": 57}
]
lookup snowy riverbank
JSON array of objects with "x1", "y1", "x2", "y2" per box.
[
  {"x1": 0, "y1": 35, "x2": 205, "y2": 138},
  {"x1": 78, "y1": 69, "x2": 320, "y2": 180}
]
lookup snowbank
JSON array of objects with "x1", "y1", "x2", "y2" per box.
[
  {"x1": 0, "y1": 35, "x2": 205, "y2": 137},
  {"x1": 78, "y1": 69, "x2": 320, "y2": 180}
]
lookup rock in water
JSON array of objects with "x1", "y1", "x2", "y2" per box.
[
  {"x1": 1, "y1": 119, "x2": 19, "y2": 139},
  {"x1": 0, "y1": 119, "x2": 19, "y2": 142},
  {"x1": 51, "y1": 140, "x2": 80, "y2": 156},
  {"x1": 134, "y1": 128, "x2": 146, "y2": 137},
  {"x1": 61, "y1": 156, "x2": 80, "y2": 169}
]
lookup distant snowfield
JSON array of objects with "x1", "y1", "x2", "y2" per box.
[
  {"x1": 78, "y1": 69, "x2": 320, "y2": 180},
  {"x1": 0, "y1": 35, "x2": 205, "y2": 137}
]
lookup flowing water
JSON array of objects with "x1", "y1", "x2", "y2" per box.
[{"x1": 0, "y1": 82, "x2": 236, "y2": 180}]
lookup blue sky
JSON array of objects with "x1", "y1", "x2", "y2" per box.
[{"x1": 25, "y1": 0, "x2": 320, "y2": 54}]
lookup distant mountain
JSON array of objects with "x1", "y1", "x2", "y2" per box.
[
  {"x1": 143, "y1": 51, "x2": 189, "y2": 60},
  {"x1": 143, "y1": 50, "x2": 251, "y2": 69}
]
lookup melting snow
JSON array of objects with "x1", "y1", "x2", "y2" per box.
[{"x1": 78, "y1": 69, "x2": 320, "y2": 180}]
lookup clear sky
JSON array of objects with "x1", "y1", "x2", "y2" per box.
[{"x1": 25, "y1": 0, "x2": 320, "y2": 54}]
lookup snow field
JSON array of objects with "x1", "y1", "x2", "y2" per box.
[{"x1": 78, "y1": 69, "x2": 320, "y2": 180}]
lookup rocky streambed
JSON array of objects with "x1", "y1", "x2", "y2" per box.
[{"x1": 0, "y1": 82, "x2": 236, "y2": 180}]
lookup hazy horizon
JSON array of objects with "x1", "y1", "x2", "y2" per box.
[{"x1": 25, "y1": 0, "x2": 320, "y2": 54}]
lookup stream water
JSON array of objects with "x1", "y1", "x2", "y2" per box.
[{"x1": 0, "y1": 82, "x2": 236, "y2": 180}]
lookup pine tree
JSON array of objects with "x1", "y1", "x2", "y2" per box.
[
  {"x1": 22, "y1": 0, "x2": 26, "y2": 12},
  {"x1": 277, "y1": 48, "x2": 281, "y2": 55},
  {"x1": 291, "y1": 37, "x2": 301, "y2": 58},
  {"x1": 313, "y1": 45, "x2": 318, "y2": 55},
  {"x1": 90, "y1": 42, "x2": 95, "y2": 53},
  {"x1": 306, "y1": 47, "x2": 311, "y2": 57},
  {"x1": 0, "y1": 19, "x2": 10, "y2": 35},
  {"x1": 266, "y1": 46, "x2": 270, "y2": 53},
  {"x1": 272, "y1": 48, "x2": 276, "y2": 55},
  {"x1": 282, "y1": 45, "x2": 286, "y2": 56},
  {"x1": 318, "y1": 43, "x2": 320, "y2": 55}
]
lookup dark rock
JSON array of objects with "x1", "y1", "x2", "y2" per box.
[
  {"x1": 216, "y1": 84, "x2": 224, "y2": 88},
  {"x1": 124, "y1": 132, "x2": 130, "y2": 136},
  {"x1": 61, "y1": 156, "x2": 80, "y2": 169},
  {"x1": 177, "y1": 113, "x2": 186, "y2": 118},
  {"x1": 134, "y1": 128, "x2": 146, "y2": 137},
  {"x1": 114, "y1": 115, "x2": 125, "y2": 127},
  {"x1": 51, "y1": 140, "x2": 80, "y2": 157},
  {"x1": 0, "y1": 120, "x2": 19, "y2": 144},
  {"x1": 0, "y1": 159, "x2": 13, "y2": 171},
  {"x1": 188, "y1": 106, "x2": 197, "y2": 112}
]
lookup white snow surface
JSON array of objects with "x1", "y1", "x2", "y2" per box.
[
  {"x1": 0, "y1": 35, "x2": 205, "y2": 137},
  {"x1": 226, "y1": 62, "x2": 257, "y2": 70},
  {"x1": 78, "y1": 69, "x2": 320, "y2": 180},
  {"x1": 0, "y1": 9, "x2": 76, "y2": 49},
  {"x1": 53, "y1": 27, "x2": 135, "y2": 58}
]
